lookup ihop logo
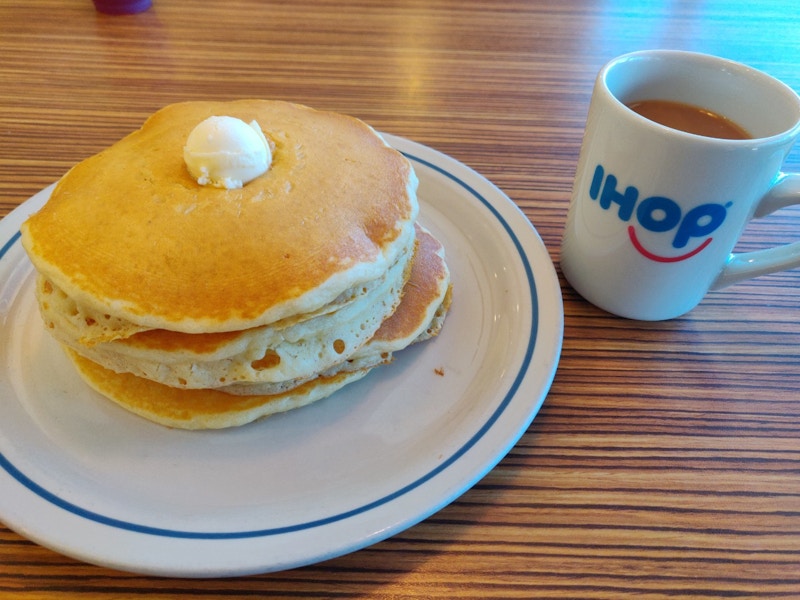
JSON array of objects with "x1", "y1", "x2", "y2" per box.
[{"x1": 589, "y1": 164, "x2": 730, "y2": 263}]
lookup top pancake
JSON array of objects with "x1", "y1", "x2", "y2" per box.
[{"x1": 21, "y1": 100, "x2": 419, "y2": 333}]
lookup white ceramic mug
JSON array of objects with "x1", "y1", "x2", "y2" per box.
[{"x1": 560, "y1": 50, "x2": 800, "y2": 320}]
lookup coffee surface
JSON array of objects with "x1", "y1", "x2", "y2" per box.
[{"x1": 626, "y1": 99, "x2": 751, "y2": 140}]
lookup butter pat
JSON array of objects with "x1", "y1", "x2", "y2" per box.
[{"x1": 184, "y1": 116, "x2": 271, "y2": 189}]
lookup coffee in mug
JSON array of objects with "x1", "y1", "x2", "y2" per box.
[
  {"x1": 626, "y1": 100, "x2": 751, "y2": 140},
  {"x1": 561, "y1": 50, "x2": 800, "y2": 320}
]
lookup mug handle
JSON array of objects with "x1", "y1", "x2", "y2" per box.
[{"x1": 712, "y1": 172, "x2": 800, "y2": 290}]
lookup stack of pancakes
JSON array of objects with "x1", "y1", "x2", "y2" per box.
[{"x1": 21, "y1": 100, "x2": 451, "y2": 429}]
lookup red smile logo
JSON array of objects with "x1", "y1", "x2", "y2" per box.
[{"x1": 628, "y1": 226, "x2": 713, "y2": 263}]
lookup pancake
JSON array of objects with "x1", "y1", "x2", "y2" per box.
[
  {"x1": 67, "y1": 349, "x2": 371, "y2": 430},
  {"x1": 21, "y1": 100, "x2": 451, "y2": 429},
  {"x1": 362, "y1": 224, "x2": 451, "y2": 354},
  {"x1": 21, "y1": 100, "x2": 419, "y2": 334}
]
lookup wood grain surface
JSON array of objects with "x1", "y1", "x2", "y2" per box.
[{"x1": 1, "y1": 0, "x2": 800, "y2": 597}]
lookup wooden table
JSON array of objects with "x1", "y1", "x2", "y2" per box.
[{"x1": 2, "y1": 0, "x2": 799, "y2": 597}]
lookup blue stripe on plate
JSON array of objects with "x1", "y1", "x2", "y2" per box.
[
  {"x1": 0, "y1": 151, "x2": 539, "y2": 539},
  {"x1": 0, "y1": 230, "x2": 21, "y2": 260}
]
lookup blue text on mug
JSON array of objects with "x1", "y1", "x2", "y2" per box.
[{"x1": 589, "y1": 164, "x2": 731, "y2": 263}]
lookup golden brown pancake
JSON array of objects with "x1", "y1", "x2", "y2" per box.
[
  {"x1": 67, "y1": 349, "x2": 371, "y2": 430},
  {"x1": 21, "y1": 100, "x2": 418, "y2": 334},
  {"x1": 367, "y1": 224, "x2": 451, "y2": 351},
  {"x1": 22, "y1": 100, "x2": 451, "y2": 429}
]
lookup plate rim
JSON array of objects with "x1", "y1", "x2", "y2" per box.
[{"x1": 0, "y1": 134, "x2": 563, "y2": 576}]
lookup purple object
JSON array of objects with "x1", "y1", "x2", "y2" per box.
[{"x1": 93, "y1": 0, "x2": 152, "y2": 14}]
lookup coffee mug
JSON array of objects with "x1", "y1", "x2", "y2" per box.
[{"x1": 560, "y1": 50, "x2": 800, "y2": 320}]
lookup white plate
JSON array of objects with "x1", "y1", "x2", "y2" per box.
[{"x1": 0, "y1": 134, "x2": 563, "y2": 578}]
